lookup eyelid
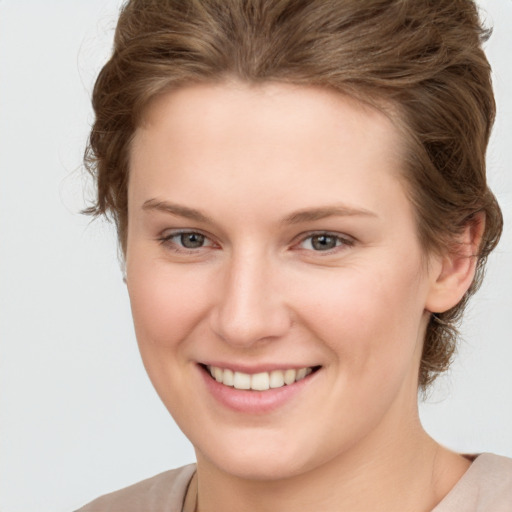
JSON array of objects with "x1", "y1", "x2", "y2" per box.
[
  {"x1": 156, "y1": 228, "x2": 354, "y2": 255},
  {"x1": 293, "y1": 231, "x2": 355, "y2": 252},
  {"x1": 157, "y1": 228, "x2": 217, "y2": 252}
]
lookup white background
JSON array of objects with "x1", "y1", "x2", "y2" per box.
[{"x1": 0, "y1": 1, "x2": 510, "y2": 511}]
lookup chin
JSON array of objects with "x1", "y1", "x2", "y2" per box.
[
  {"x1": 204, "y1": 453, "x2": 311, "y2": 481},
  {"x1": 193, "y1": 430, "x2": 325, "y2": 482}
]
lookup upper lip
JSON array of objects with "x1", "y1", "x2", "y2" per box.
[{"x1": 199, "y1": 362, "x2": 321, "y2": 374}]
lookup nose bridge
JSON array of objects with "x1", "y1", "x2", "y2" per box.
[{"x1": 211, "y1": 246, "x2": 290, "y2": 346}]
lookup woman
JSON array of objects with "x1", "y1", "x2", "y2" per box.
[{"x1": 77, "y1": 0, "x2": 511, "y2": 510}]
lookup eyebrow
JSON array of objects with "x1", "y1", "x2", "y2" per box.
[
  {"x1": 142, "y1": 198, "x2": 213, "y2": 223},
  {"x1": 282, "y1": 205, "x2": 378, "y2": 224},
  {"x1": 142, "y1": 199, "x2": 377, "y2": 224},
  {"x1": 142, "y1": 198, "x2": 377, "y2": 225}
]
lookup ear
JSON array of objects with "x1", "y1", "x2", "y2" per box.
[{"x1": 425, "y1": 214, "x2": 485, "y2": 314}]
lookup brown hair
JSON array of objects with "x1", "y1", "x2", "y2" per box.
[{"x1": 84, "y1": 0, "x2": 503, "y2": 389}]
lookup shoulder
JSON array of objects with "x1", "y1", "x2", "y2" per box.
[
  {"x1": 75, "y1": 464, "x2": 196, "y2": 512},
  {"x1": 434, "y1": 453, "x2": 512, "y2": 512}
]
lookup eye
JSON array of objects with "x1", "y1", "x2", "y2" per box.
[
  {"x1": 177, "y1": 232, "x2": 206, "y2": 249},
  {"x1": 298, "y1": 233, "x2": 352, "y2": 252},
  {"x1": 158, "y1": 230, "x2": 214, "y2": 251}
]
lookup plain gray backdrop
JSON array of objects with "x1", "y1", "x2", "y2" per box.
[{"x1": 0, "y1": 1, "x2": 510, "y2": 511}]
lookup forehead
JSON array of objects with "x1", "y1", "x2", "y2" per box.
[
  {"x1": 129, "y1": 81, "x2": 409, "y2": 222},
  {"x1": 136, "y1": 81, "x2": 400, "y2": 148}
]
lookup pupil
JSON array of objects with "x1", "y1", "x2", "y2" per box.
[
  {"x1": 181, "y1": 233, "x2": 205, "y2": 248},
  {"x1": 312, "y1": 235, "x2": 336, "y2": 251}
]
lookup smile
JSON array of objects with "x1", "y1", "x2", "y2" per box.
[{"x1": 206, "y1": 365, "x2": 317, "y2": 391}]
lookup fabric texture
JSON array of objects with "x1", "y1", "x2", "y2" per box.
[
  {"x1": 75, "y1": 464, "x2": 196, "y2": 512},
  {"x1": 76, "y1": 453, "x2": 512, "y2": 511},
  {"x1": 433, "y1": 453, "x2": 512, "y2": 512}
]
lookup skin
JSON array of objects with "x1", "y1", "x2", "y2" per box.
[{"x1": 126, "y1": 82, "x2": 478, "y2": 511}]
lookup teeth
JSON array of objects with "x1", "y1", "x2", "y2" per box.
[
  {"x1": 284, "y1": 369, "x2": 296, "y2": 385},
  {"x1": 223, "y1": 368, "x2": 234, "y2": 386},
  {"x1": 233, "y1": 371, "x2": 251, "y2": 390},
  {"x1": 297, "y1": 367, "x2": 311, "y2": 381},
  {"x1": 207, "y1": 365, "x2": 315, "y2": 391},
  {"x1": 269, "y1": 370, "x2": 284, "y2": 388},
  {"x1": 213, "y1": 367, "x2": 223, "y2": 383}
]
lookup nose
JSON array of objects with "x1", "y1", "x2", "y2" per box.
[{"x1": 209, "y1": 250, "x2": 292, "y2": 347}]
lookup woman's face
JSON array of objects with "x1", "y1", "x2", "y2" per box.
[{"x1": 126, "y1": 82, "x2": 440, "y2": 480}]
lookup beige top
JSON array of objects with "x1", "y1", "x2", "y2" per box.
[{"x1": 75, "y1": 453, "x2": 512, "y2": 512}]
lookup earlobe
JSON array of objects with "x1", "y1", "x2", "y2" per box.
[{"x1": 425, "y1": 214, "x2": 485, "y2": 314}]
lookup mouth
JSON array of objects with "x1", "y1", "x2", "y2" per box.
[{"x1": 202, "y1": 364, "x2": 321, "y2": 391}]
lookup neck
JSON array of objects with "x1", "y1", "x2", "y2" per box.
[{"x1": 193, "y1": 409, "x2": 470, "y2": 512}]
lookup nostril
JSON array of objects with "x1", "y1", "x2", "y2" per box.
[{"x1": 210, "y1": 299, "x2": 293, "y2": 347}]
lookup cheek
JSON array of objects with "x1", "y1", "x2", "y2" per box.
[
  {"x1": 293, "y1": 262, "x2": 427, "y2": 380},
  {"x1": 126, "y1": 255, "x2": 212, "y2": 349},
  {"x1": 125, "y1": 253, "x2": 215, "y2": 419}
]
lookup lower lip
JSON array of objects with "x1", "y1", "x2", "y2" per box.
[{"x1": 199, "y1": 366, "x2": 318, "y2": 414}]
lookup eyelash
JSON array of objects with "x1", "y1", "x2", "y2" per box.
[
  {"x1": 294, "y1": 232, "x2": 355, "y2": 254},
  {"x1": 157, "y1": 230, "x2": 216, "y2": 254},
  {"x1": 157, "y1": 230, "x2": 354, "y2": 255}
]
